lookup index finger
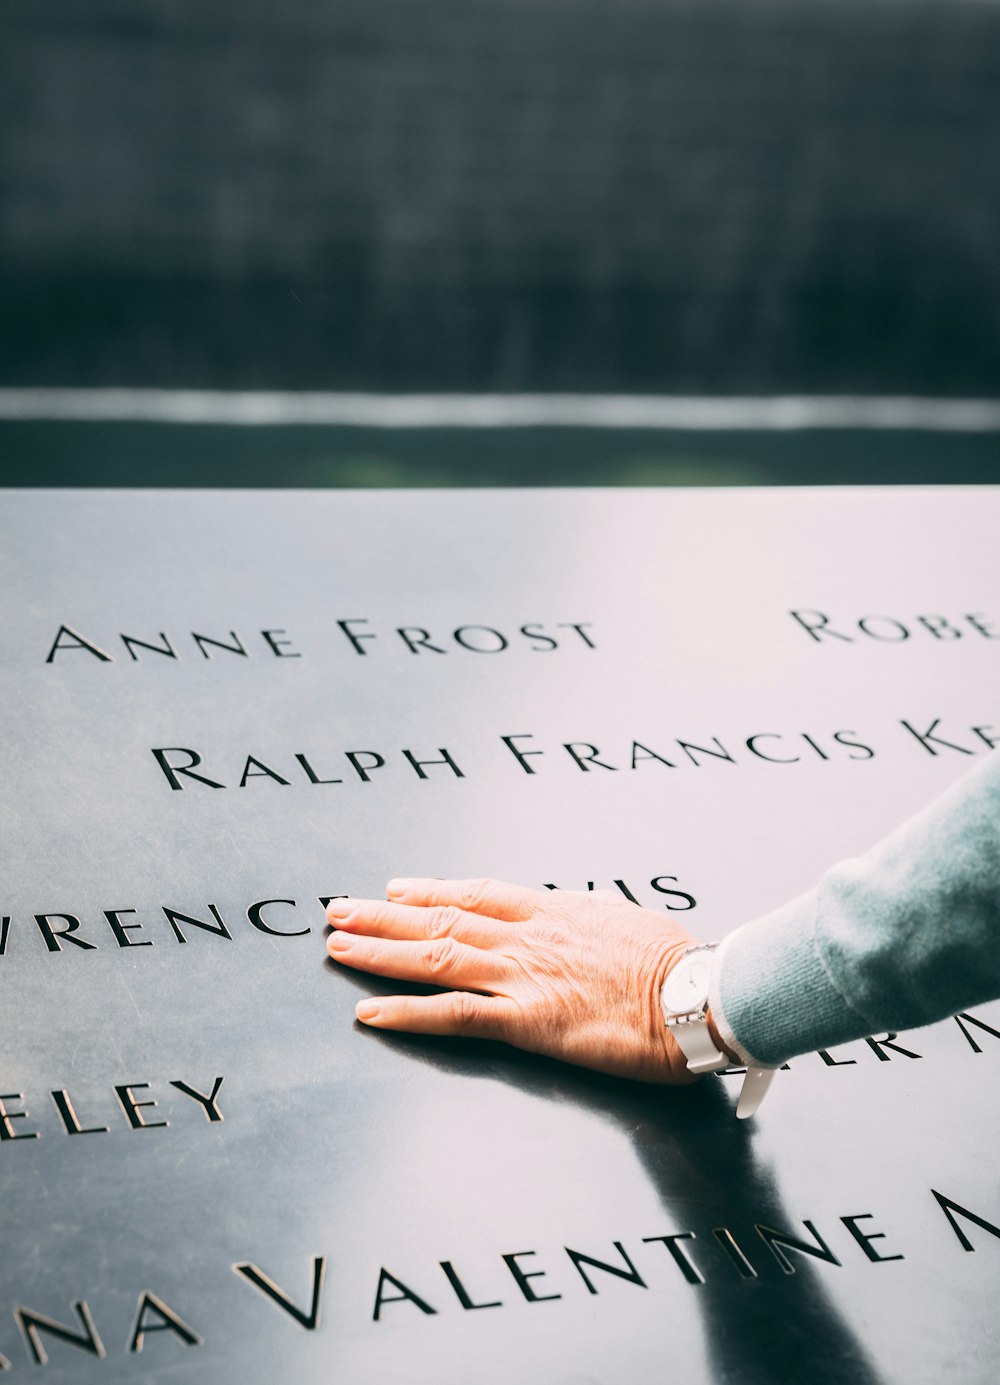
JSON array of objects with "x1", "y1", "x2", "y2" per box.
[
  {"x1": 326, "y1": 897, "x2": 515, "y2": 947},
  {"x1": 386, "y1": 876, "x2": 544, "y2": 922}
]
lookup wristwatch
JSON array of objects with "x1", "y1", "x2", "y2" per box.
[{"x1": 660, "y1": 942, "x2": 775, "y2": 1119}]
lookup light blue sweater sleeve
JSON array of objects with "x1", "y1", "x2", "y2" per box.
[{"x1": 711, "y1": 752, "x2": 1000, "y2": 1068}]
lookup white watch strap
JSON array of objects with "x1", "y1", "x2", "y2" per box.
[
  {"x1": 673, "y1": 1018, "x2": 776, "y2": 1115},
  {"x1": 736, "y1": 1066, "x2": 776, "y2": 1119},
  {"x1": 665, "y1": 942, "x2": 778, "y2": 1116},
  {"x1": 670, "y1": 1019, "x2": 730, "y2": 1075}
]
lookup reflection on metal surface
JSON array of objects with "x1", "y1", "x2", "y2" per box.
[{"x1": 1, "y1": 487, "x2": 998, "y2": 1381}]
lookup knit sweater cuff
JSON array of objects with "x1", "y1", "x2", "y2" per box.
[{"x1": 710, "y1": 890, "x2": 874, "y2": 1068}]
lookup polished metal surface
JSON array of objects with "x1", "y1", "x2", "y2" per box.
[{"x1": 1, "y1": 487, "x2": 998, "y2": 1382}]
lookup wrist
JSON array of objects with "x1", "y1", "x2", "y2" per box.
[
  {"x1": 662, "y1": 938, "x2": 778, "y2": 1118},
  {"x1": 659, "y1": 941, "x2": 735, "y2": 1077},
  {"x1": 706, "y1": 1008, "x2": 742, "y2": 1066},
  {"x1": 658, "y1": 942, "x2": 742, "y2": 1069},
  {"x1": 651, "y1": 939, "x2": 700, "y2": 1081}
]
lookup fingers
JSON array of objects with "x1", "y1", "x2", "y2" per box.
[
  {"x1": 327, "y1": 930, "x2": 512, "y2": 990},
  {"x1": 385, "y1": 876, "x2": 543, "y2": 921},
  {"x1": 326, "y1": 896, "x2": 514, "y2": 948},
  {"x1": 354, "y1": 990, "x2": 515, "y2": 1040}
]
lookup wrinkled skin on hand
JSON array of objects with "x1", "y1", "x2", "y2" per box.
[{"x1": 326, "y1": 876, "x2": 710, "y2": 1084}]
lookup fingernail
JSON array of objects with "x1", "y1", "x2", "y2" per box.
[
  {"x1": 326, "y1": 898, "x2": 352, "y2": 919},
  {"x1": 356, "y1": 1001, "x2": 381, "y2": 1022},
  {"x1": 327, "y1": 931, "x2": 351, "y2": 953},
  {"x1": 386, "y1": 878, "x2": 414, "y2": 898}
]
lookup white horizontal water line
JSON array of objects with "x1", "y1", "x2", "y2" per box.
[{"x1": 1, "y1": 389, "x2": 1000, "y2": 431}]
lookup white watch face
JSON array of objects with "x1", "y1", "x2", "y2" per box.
[{"x1": 662, "y1": 953, "x2": 712, "y2": 1017}]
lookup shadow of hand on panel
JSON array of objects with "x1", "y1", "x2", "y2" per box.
[{"x1": 329, "y1": 955, "x2": 881, "y2": 1385}]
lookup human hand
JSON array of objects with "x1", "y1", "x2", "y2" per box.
[{"x1": 326, "y1": 877, "x2": 709, "y2": 1084}]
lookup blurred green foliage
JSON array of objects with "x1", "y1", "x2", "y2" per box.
[{"x1": 1, "y1": 422, "x2": 997, "y2": 489}]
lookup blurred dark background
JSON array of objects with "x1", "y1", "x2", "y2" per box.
[{"x1": 2, "y1": 0, "x2": 999, "y2": 487}]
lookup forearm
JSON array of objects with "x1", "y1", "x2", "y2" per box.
[{"x1": 711, "y1": 753, "x2": 1000, "y2": 1068}]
